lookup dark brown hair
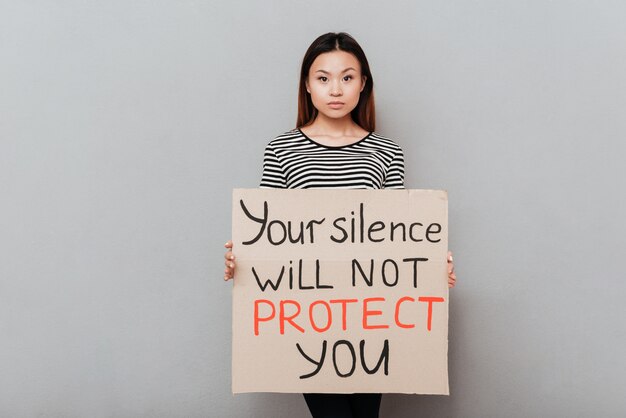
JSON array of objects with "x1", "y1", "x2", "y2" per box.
[{"x1": 296, "y1": 32, "x2": 376, "y2": 131}]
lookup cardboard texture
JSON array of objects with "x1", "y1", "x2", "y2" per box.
[{"x1": 231, "y1": 189, "x2": 449, "y2": 394}]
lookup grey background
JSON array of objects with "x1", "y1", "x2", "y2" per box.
[{"x1": 1, "y1": 1, "x2": 625, "y2": 417}]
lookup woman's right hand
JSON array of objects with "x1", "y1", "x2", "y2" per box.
[{"x1": 224, "y1": 240, "x2": 236, "y2": 281}]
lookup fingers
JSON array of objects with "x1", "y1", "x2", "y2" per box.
[
  {"x1": 224, "y1": 260, "x2": 235, "y2": 281},
  {"x1": 448, "y1": 272, "x2": 456, "y2": 288},
  {"x1": 224, "y1": 240, "x2": 236, "y2": 281},
  {"x1": 224, "y1": 257, "x2": 236, "y2": 268},
  {"x1": 447, "y1": 250, "x2": 456, "y2": 288}
]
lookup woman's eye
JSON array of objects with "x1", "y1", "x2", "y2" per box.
[
  {"x1": 343, "y1": 75, "x2": 353, "y2": 81},
  {"x1": 318, "y1": 76, "x2": 327, "y2": 82}
]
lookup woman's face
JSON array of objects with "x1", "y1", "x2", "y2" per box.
[{"x1": 305, "y1": 50, "x2": 367, "y2": 122}]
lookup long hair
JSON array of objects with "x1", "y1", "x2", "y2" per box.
[{"x1": 296, "y1": 32, "x2": 376, "y2": 132}]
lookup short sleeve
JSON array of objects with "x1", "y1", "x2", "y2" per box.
[
  {"x1": 383, "y1": 146, "x2": 405, "y2": 189},
  {"x1": 259, "y1": 143, "x2": 287, "y2": 188}
]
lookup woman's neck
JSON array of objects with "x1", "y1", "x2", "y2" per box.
[{"x1": 301, "y1": 115, "x2": 368, "y2": 140}]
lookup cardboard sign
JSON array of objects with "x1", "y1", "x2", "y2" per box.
[{"x1": 231, "y1": 189, "x2": 449, "y2": 394}]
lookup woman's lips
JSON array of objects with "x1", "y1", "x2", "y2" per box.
[{"x1": 328, "y1": 102, "x2": 345, "y2": 109}]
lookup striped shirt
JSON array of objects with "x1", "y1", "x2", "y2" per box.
[{"x1": 259, "y1": 128, "x2": 405, "y2": 189}]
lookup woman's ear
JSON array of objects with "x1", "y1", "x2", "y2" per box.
[
  {"x1": 305, "y1": 80, "x2": 310, "y2": 93},
  {"x1": 360, "y1": 75, "x2": 367, "y2": 92}
]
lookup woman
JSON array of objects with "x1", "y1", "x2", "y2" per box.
[{"x1": 223, "y1": 31, "x2": 457, "y2": 418}]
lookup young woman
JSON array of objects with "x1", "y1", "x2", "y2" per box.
[{"x1": 223, "y1": 31, "x2": 457, "y2": 418}]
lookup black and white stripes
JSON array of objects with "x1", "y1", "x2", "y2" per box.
[{"x1": 260, "y1": 128, "x2": 405, "y2": 189}]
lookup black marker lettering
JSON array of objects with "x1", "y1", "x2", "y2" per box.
[
  {"x1": 409, "y1": 223, "x2": 424, "y2": 242},
  {"x1": 240, "y1": 199, "x2": 268, "y2": 245},
  {"x1": 360, "y1": 339, "x2": 389, "y2": 375},
  {"x1": 297, "y1": 341, "x2": 327, "y2": 379},
  {"x1": 252, "y1": 265, "x2": 285, "y2": 291},
  {"x1": 352, "y1": 259, "x2": 374, "y2": 287},
  {"x1": 330, "y1": 217, "x2": 348, "y2": 243},
  {"x1": 367, "y1": 221, "x2": 385, "y2": 243},
  {"x1": 306, "y1": 218, "x2": 326, "y2": 243},
  {"x1": 402, "y1": 257, "x2": 429, "y2": 288},
  {"x1": 333, "y1": 340, "x2": 356, "y2": 378},
  {"x1": 381, "y1": 259, "x2": 399, "y2": 287},
  {"x1": 426, "y1": 223, "x2": 442, "y2": 243}
]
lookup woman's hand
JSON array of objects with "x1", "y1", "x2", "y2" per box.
[
  {"x1": 224, "y1": 240, "x2": 236, "y2": 281},
  {"x1": 447, "y1": 251, "x2": 457, "y2": 288}
]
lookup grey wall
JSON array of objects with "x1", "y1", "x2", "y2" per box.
[{"x1": 1, "y1": 1, "x2": 625, "y2": 417}]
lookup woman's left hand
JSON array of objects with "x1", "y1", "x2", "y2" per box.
[{"x1": 447, "y1": 251, "x2": 457, "y2": 288}]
